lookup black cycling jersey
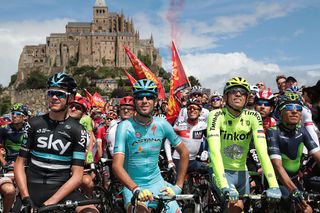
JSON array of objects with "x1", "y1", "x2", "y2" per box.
[
  {"x1": 19, "y1": 114, "x2": 87, "y2": 183},
  {"x1": 267, "y1": 124, "x2": 320, "y2": 177},
  {"x1": 0, "y1": 123, "x2": 26, "y2": 162}
]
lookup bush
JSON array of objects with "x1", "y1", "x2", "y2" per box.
[
  {"x1": 16, "y1": 70, "x2": 47, "y2": 91},
  {"x1": 0, "y1": 96, "x2": 11, "y2": 115}
]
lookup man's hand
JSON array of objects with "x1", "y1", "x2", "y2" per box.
[
  {"x1": 20, "y1": 196, "x2": 32, "y2": 213},
  {"x1": 265, "y1": 187, "x2": 281, "y2": 202},
  {"x1": 221, "y1": 187, "x2": 239, "y2": 203},
  {"x1": 160, "y1": 185, "x2": 182, "y2": 196},
  {"x1": 131, "y1": 187, "x2": 153, "y2": 205},
  {"x1": 290, "y1": 188, "x2": 309, "y2": 210}
]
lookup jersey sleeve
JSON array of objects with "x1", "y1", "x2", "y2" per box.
[
  {"x1": 18, "y1": 121, "x2": 34, "y2": 158},
  {"x1": 80, "y1": 116, "x2": 93, "y2": 131},
  {"x1": 114, "y1": 121, "x2": 127, "y2": 155},
  {"x1": 266, "y1": 127, "x2": 281, "y2": 160},
  {"x1": 207, "y1": 110, "x2": 229, "y2": 189},
  {"x1": 106, "y1": 124, "x2": 117, "y2": 156},
  {"x1": 162, "y1": 119, "x2": 181, "y2": 147},
  {"x1": 96, "y1": 126, "x2": 104, "y2": 141},
  {"x1": 301, "y1": 127, "x2": 320, "y2": 155},
  {"x1": 72, "y1": 126, "x2": 87, "y2": 166},
  {"x1": 251, "y1": 112, "x2": 279, "y2": 188}
]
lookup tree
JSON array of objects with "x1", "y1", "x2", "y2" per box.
[
  {"x1": 9, "y1": 74, "x2": 17, "y2": 87},
  {"x1": 188, "y1": 75, "x2": 201, "y2": 87},
  {"x1": 0, "y1": 96, "x2": 11, "y2": 115},
  {"x1": 110, "y1": 88, "x2": 126, "y2": 98},
  {"x1": 16, "y1": 70, "x2": 47, "y2": 91}
]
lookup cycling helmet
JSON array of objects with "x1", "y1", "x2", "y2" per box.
[
  {"x1": 120, "y1": 96, "x2": 134, "y2": 107},
  {"x1": 132, "y1": 79, "x2": 158, "y2": 96},
  {"x1": 286, "y1": 86, "x2": 301, "y2": 94},
  {"x1": 223, "y1": 77, "x2": 250, "y2": 94},
  {"x1": 186, "y1": 98, "x2": 203, "y2": 109},
  {"x1": 156, "y1": 114, "x2": 167, "y2": 120},
  {"x1": 10, "y1": 103, "x2": 29, "y2": 115},
  {"x1": 190, "y1": 86, "x2": 203, "y2": 95},
  {"x1": 211, "y1": 91, "x2": 222, "y2": 97},
  {"x1": 277, "y1": 91, "x2": 303, "y2": 110},
  {"x1": 47, "y1": 72, "x2": 77, "y2": 94},
  {"x1": 256, "y1": 89, "x2": 274, "y2": 100},
  {"x1": 70, "y1": 96, "x2": 89, "y2": 112},
  {"x1": 250, "y1": 85, "x2": 259, "y2": 93}
]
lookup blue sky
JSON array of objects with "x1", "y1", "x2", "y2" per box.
[{"x1": 0, "y1": 0, "x2": 320, "y2": 92}]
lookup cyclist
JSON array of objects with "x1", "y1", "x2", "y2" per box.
[
  {"x1": 0, "y1": 103, "x2": 29, "y2": 213},
  {"x1": 267, "y1": 92, "x2": 320, "y2": 213},
  {"x1": 175, "y1": 86, "x2": 209, "y2": 124},
  {"x1": 107, "y1": 96, "x2": 135, "y2": 157},
  {"x1": 207, "y1": 77, "x2": 281, "y2": 213},
  {"x1": 14, "y1": 72, "x2": 98, "y2": 213},
  {"x1": 246, "y1": 85, "x2": 259, "y2": 110},
  {"x1": 209, "y1": 91, "x2": 223, "y2": 110},
  {"x1": 112, "y1": 79, "x2": 189, "y2": 213},
  {"x1": 167, "y1": 98, "x2": 208, "y2": 173}
]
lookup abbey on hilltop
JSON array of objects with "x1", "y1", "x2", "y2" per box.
[{"x1": 15, "y1": 0, "x2": 162, "y2": 86}]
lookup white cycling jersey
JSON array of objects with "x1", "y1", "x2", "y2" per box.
[
  {"x1": 302, "y1": 106, "x2": 320, "y2": 154},
  {"x1": 170, "y1": 119, "x2": 207, "y2": 160},
  {"x1": 106, "y1": 118, "x2": 121, "y2": 157},
  {"x1": 174, "y1": 107, "x2": 209, "y2": 125}
]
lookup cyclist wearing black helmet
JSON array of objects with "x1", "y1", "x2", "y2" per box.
[
  {"x1": 0, "y1": 103, "x2": 28, "y2": 213},
  {"x1": 14, "y1": 72, "x2": 98, "y2": 213}
]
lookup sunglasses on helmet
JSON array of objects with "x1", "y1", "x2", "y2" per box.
[
  {"x1": 47, "y1": 90, "x2": 70, "y2": 99},
  {"x1": 281, "y1": 104, "x2": 303, "y2": 112},
  {"x1": 256, "y1": 100, "x2": 271, "y2": 107},
  {"x1": 211, "y1": 97, "x2": 222, "y2": 102}
]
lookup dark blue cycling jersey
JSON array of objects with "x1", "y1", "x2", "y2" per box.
[{"x1": 267, "y1": 124, "x2": 320, "y2": 176}]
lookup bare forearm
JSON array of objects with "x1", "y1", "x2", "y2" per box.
[
  {"x1": 112, "y1": 164, "x2": 137, "y2": 191},
  {"x1": 14, "y1": 157, "x2": 29, "y2": 198},
  {"x1": 274, "y1": 165, "x2": 296, "y2": 192},
  {"x1": 175, "y1": 146, "x2": 189, "y2": 188}
]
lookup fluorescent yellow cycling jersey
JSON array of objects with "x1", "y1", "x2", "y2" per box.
[{"x1": 207, "y1": 107, "x2": 279, "y2": 189}]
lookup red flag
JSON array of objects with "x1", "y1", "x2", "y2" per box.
[
  {"x1": 84, "y1": 88, "x2": 93, "y2": 105},
  {"x1": 92, "y1": 92, "x2": 106, "y2": 108},
  {"x1": 123, "y1": 68, "x2": 137, "y2": 86},
  {"x1": 124, "y1": 46, "x2": 166, "y2": 100},
  {"x1": 166, "y1": 41, "x2": 191, "y2": 124}
]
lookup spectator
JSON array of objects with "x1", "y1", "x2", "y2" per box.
[
  {"x1": 275, "y1": 75, "x2": 287, "y2": 96},
  {"x1": 256, "y1": 81, "x2": 266, "y2": 91}
]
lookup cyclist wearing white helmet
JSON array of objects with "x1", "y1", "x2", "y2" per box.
[
  {"x1": 247, "y1": 85, "x2": 259, "y2": 110},
  {"x1": 210, "y1": 91, "x2": 223, "y2": 110}
]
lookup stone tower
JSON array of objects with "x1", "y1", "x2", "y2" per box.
[{"x1": 92, "y1": 0, "x2": 109, "y2": 33}]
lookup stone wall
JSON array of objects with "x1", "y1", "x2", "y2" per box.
[{"x1": 9, "y1": 89, "x2": 48, "y2": 115}]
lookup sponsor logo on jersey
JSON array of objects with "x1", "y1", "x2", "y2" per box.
[
  {"x1": 78, "y1": 132, "x2": 87, "y2": 148},
  {"x1": 58, "y1": 131, "x2": 71, "y2": 138},
  {"x1": 36, "y1": 128, "x2": 49, "y2": 134},
  {"x1": 65, "y1": 125, "x2": 71, "y2": 130},
  {"x1": 37, "y1": 134, "x2": 71, "y2": 154},
  {"x1": 135, "y1": 132, "x2": 142, "y2": 138},
  {"x1": 193, "y1": 130, "x2": 203, "y2": 139},
  {"x1": 132, "y1": 138, "x2": 162, "y2": 146},
  {"x1": 244, "y1": 111, "x2": 263, "y2": 125},
  {"x1": 257, "y1": 130, "x2": 264, "y2": 134},
  {"x1": 220, "y1": 130, "x2": 250, "y2": 141},
  {"x1": 210, "y1": 111, "x2": 223, "y2": 131},
  {"x1": 224, "y1": 144, "x2": 243, "y2": 160},
  {"x1": 151, "y1": 125, "x2": 157, "y2": 135}
]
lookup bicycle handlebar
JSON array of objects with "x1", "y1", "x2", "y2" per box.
[{"x1": 34, "y1": 199, "x2": 100, "y2": 212}]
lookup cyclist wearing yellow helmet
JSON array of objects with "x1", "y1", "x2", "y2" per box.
[{"x1": 207, "y1": 77, "x2": 281, "y2": 213}]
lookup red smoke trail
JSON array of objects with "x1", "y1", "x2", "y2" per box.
[{"x1": 166, "y1": 0, "x2": 185, "y2": 47}]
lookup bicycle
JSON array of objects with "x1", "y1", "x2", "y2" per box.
[{"x1": 33, "y1": 198, "x2": 100, "y2": 213}]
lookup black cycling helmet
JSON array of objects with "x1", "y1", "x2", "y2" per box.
[
  {"x1": 11, "y1": 103, "x2": 29, "y2": 115},
  {"x1": 276, "y1": 91, "x2": 303, "y2": 111},
  {"x1": 47, "y1": 72, "x2": 77, "y2": 95}
]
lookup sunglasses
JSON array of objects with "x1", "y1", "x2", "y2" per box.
[
  {"x1": 135, "y1": 94, "x2": 156, "y2": 100},
  {"x1": 256, "y1": 83, "x2": 264, "y2": 86},
  {"x1": 120, "y1": 106, "x2": 134, "y2": 111},
  {"x1": 256, "y1": 100, "x2": 271, "y2": 107},
  {"x1": 69, "y1": 104, "x2": 83, "y2": 111},
  {"x1": 281, "y1": 104, "x2": 303, "y2": 112},
  {"x1": 12, "y1": 111, "x2": 24, "y2": 116},
  {"x1": 187, "y1": 106, "x2": 201, "y2": 111},
  {"x1": 211, "y1": 97, "x2": 221, "y2": 102},
  {"x1": 228, "y1": 87, "x2": 248, "y2": 96},
  {"x1": 47, "y1": 90, "x2": 70, "y2": 99},
  {"x1": 106, "y1": 118, "x2": 113, "y2": 121}
]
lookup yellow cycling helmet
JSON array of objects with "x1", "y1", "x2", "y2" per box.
[{"x1": 223, "y1": 77, "x2": 250, "y2": 94}]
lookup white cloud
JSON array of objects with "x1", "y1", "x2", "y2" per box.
[
  {"x1": 0, "y1": 18, "x2": 73, "y2": 86},
  {"x1": 163, "y1": 52, "x2": 320, "y2": 94}
]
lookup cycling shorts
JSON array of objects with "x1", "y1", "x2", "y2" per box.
[
  {"x1": 225, "y1": 170, "x2": 249, "y2": 195},
  {"x1": 27, "y1": 182, "x2": 86, "y2": 208},
  {"x1": 123, "y1": 179, "x2": 181, "y2": 213}
]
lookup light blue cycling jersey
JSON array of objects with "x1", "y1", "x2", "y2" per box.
[{"x1": 114, "y1": 116, "x2": 181, "y2": 186}]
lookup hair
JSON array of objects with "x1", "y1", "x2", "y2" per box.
[
  {"x1": 285, "y1": 76, "x2": 297, "y2": 83},
  {"x1": 276, "y1": 75, "x2": 286, "y2": 82}
]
